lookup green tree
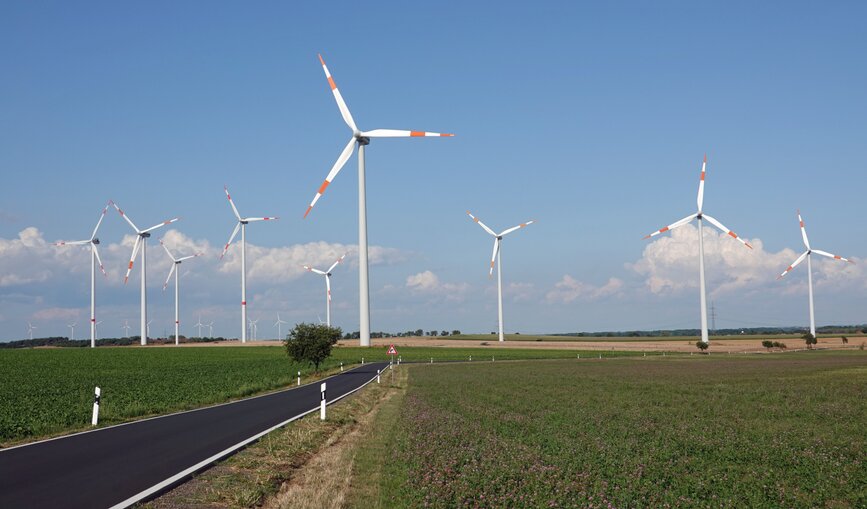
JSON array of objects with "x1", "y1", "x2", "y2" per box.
[
  {"x1": 451, "y1": 330, "x2": 461, "y2": 336},
  {"x1": 803, "y1": 332, "x2": 817, "y2": 349},
  {"x1": 762, "y1": 340, "x2": 774, "y2": 351},
  {"x1": 284, "y1": 323, "x2": 342, "y2": 372},
  {"x1": 695, "y1": 340, "x2": 709, "y2": 353}
]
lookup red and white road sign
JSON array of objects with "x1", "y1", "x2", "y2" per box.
[{"x1": 386, "y1": 344, "x2": 398, "y2": 355}]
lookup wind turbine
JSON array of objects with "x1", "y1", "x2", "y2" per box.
[
  {"x1": 207, "y1": 321, "x2": 214, "y2": 338},
  {"x1": 274, "y1": 313, "x2": 287, "y2": 340},
  {"x1": 68, "y1": 322, "x2": 77, "y2": 341},
  {"x1": 303, "y1": 53, "x2": 454, "y2": 347},
  {"x1": 112, "y1": 201, "x2": 180, "y2": 345},
  {"x1": 466, "y1": 211, "x2": 535, "y2": 342},
  {"x1": 643, "y1": 155, "x2": 753, "y2": 344},
  {"x1": 303, "y1": 253, "x2": 347, "y2": 327},
  {"x1": 122, "y1": 320, "x2": 131, "y2": 338},
  {"x1": 94, "y1": 321, "x2": 103, "y2": 340},
  {"x1": 160, "y1": 240, "x2": 203, "y2": 346},
  {"x1": 248, "y1": 318, "x2": 259, "y2": 341},
  {"x1": 778, "y1": 210, "x2": 854, "y2": 338},
  {"x1": 195, "y1": 315, "x2": 205, "y2": 338},
  {"x1": 220, "y1": 186, "x2": 278, "y2": 343},
  {"x1": 27, "y1": 322, "x2": 36, "y2": 340},
  {"x1": 54, "y1": 203, "x2": 109, "y2": 348},
  {"x1": 146, "y1": 320, "x2": 152, "y2": 339}
]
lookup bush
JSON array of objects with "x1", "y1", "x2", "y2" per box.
[
  {"x1": 773, "y1": 341, "x2": 787, "y2": 350},
  {"x1": 803, "y1": 332, "x2": 817, "y2": 349},
  {"x1": 284, "y1": 323, "x2": 342, "y2": 372},
  {"x1": 695, "y1": 341, "x2": 709, "y2": 352},
  {"x1": 762, "y1": 340, "x2": 774, "y2": 351}
]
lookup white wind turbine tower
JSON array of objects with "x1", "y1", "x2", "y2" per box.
[
  {"x1": 643, "y1": 155, "x2": 753, "y2": 344},
  {"x1": 303, "y1": 253, "x2": 347, "y2": 327},
  {"x1": 221, "y1": 186, "x2": 278, "y2": 343},
  {"x1": 195, "y1": 315, "x2": 205, "y2": 338},
  {"x1": 207, "y1": 321, "x2": 214, "y2": 338},
  {"x1": 274, "y1": 313, "x2": 287, "y2": 340},
  {"x1": 54, "y1": 203, "x2": 109, "y2": 348},
  {"x1": 778, "y1": 210, "x2": 854, "y2": 338},
  {"x1": 112, "y1": 201, "x2": 180, "y2": 345},
  {"x1": 466, "y1": 211, "x2": 535, "y2": 342},
  {"x1": 161, "y1": 240, "x2": 203, "y2": 346},
  {"x1": 27, "y1": 322, "x2": 37, "y2": 340},
  {"x1": 303, "y1": 53, "x2": 454, "y2": 347},
  {"x1": 68, "y1": 322, "x2": 77, "y2": 341}
]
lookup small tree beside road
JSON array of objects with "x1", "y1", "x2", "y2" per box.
[{"x1": 285, "y1": 323, "x2": 342, "y2": 372}]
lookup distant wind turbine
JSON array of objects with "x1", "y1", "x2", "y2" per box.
[
  {"x1": 274, "y1": 313, "x2": 287, "y2": 340},
  {"x1": 303, "y1": 253, "x2": 347, "y2": 327},
  {"x1": 122, "y1": 320, "x2": 131, "y2": 338},
  {"x1": 466, "y1": 211, "x2": 535, "y2": 342},
  {"x1": 54, "y1": 203, "x2": 109, "y2": 348},
  {"x1": 68, "y1": 322, "x2": 77, "y2": 341},
  {"x1": 195, "y1": 315, "x2": 205, "y2": 338},
  {"x1": 643, "y1": 155, "x2": 752, "y2": 344},
  {"x1": 303, "y1": 53, "x2": 454, "y2": 347},
  {"x1": 112, "y1": 201, "x2": 180, "y2": 345},
  {"x1": 778, "y1": 210, "x2": 854, "y2": 338},
  {"x1": 94, "y1": 320, "x2": 103, "y2": 341},
  {"x1": 27, "y1": 322, "x2": 37, "y2": 341},
  {"x1": 160, "y1": 240, "x2": 203, "y2": 346},
  {"x1": 221, "y1": 186, "x2": 278, "y2": 343},
  {"x1": 207, "y1": 321, "x2": 214, "y2": 338}
]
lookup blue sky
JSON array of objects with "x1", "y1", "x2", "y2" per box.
[{"x1": 1, "y1": 2, "x2": 865, "y2": 340}]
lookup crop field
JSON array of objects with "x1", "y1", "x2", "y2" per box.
[
  {"x1": 0, "y1": 345, "x2": 614, "y2": 444},
  {"x1": 373, "y1": 352, "x2": 866, "y2": 508}
]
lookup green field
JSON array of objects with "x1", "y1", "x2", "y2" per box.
[
  {"x1": 449, "y1": 333, "x2": 865, "y2": 342},
  {"x1": 0, "y1": 345, "x2": 616, "y2": 444},
  {"x1": 371, "y1": 352, "x2": 866, "y2": 508}
]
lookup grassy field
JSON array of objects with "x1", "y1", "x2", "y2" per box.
[
  {"x1": 449, "y1": 333, "x2": 866, "y2": 342},
  {"x1": 0, "y1": 345, "x2": 615, "y2": 444},
  {"x1": 370, "y1": 352, "x2": 866, "y2": 508}
]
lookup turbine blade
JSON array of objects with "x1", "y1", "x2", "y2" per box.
[
  {"x1": 244, "y1": 216, "x2": 279, "y2": 222},
  {"x1": 812, "y1": 249, "x2": 853, "y2": 263},
  {"x1": 797, "y1": 210, "x2": 811, "y2": 250},
  {"x1": 702, "y1": 214, "x2": 753, "y2": 249},
  {"x1": 500, "y1": 220, "x2": 535, "y2": 237},
  {"x1": 489, "y1": 238, "x2": 500, "y2": 276},
  {"x1": 697, "y1": 154, "x2": 707, "y2": 212},
  {"x1": 326, "y1": 275, "x2": 332, "y2": 303},
  {"x1": 92, "y1": 243, "x2": 107, "y2": 277},
  {"x1": 466, "y1": 211, "x2": 497, "y2": 236},
  {"x1": 54, "y1": 240, "x2": 90, "y2": 246},
  {"x1": 304, "y1": 265, "x2": 327, "y2": 276},
  {"x1": 163, "y1": 264, "x2": 176, "y2": 291},
  {"x1": 124, "y1": 235, "x2": 142, "y2": 284},
  {"x1": 778, "y1": 251, "x2": 809, "y2": 279},
  {"x1": 90, "y1": 203, "x2": 109, "y2": 241},
  {"x1": 224, "y1": 186, "x2": 242, "y2": 220},
  {"x1": 362, "y1": 129, "x2": 454, "y2": 138},
  {"x1": 142, "y1": 217, "x2": 180, "y2": 234},
  {"x1": 177, "y1": 253, "x2": 203, "y2": 262},
  {"x1": 160, "y1": 239, "x2": 176, "y2": 261},
  {"x1": 304, "y1": 137, "x2": 356, "y2": 218},
  {"x1": 327, "y1": 252, "x2": 348, "y2": 273},
  {"x1": 318, "y1": 54, "x2": 357, "y2": 132},
  {"x1": 112, "y1": 201, "x2": 141, "y2": 233},
  {"x1": 643, "y1": 213, "x2": 697, "y2": 239},
  {"x1": 220, "y1": 222, "x2": 241, "y2": 260}
]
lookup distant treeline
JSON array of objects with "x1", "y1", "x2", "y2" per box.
[
  {"x1": 553, "y1": 325, "x2": 867, "y2": 338},
  {"x1": 0, "y1": 336, "x2": 229, "y2": 349}
]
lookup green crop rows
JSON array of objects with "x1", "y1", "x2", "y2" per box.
[{"x1": 378, "y1": 352, "x2": 867, "y2": 508}]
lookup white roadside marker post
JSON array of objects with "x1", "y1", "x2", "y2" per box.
[
  {"x1": 297, "y1": 371, "x2": 301, "y2": 386},
  {"x1": 91, "y1": 387, "x2": 101, "y2": 426},
  {"x1": 362, "y1": 357, "x2": 364, "y2": 365},
  {"x1": 469, "y1": 355, "x2": 472, "y2": 362},
  {"x1": 320, "y1": 382, "x2": 326, "y2": 420},
  {"x1": 599, "y1": 354, "x2": 601, "y2": 359},
  {"x1": 377, "y1": 369, "x2": 381, "y2": 384},
  {"x1": 577, "y1": 353, "x2": 580, "y2": 359},
  {"x1": 430, "y1": 357, "x2": 433, "y2": 364},
  {"x1": 340, "y1": 362, "x2": 344, "y2": 372}
]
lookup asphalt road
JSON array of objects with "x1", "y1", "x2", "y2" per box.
[{"x1": 0, "y1": 361, "x2": 389, "y2": 508}]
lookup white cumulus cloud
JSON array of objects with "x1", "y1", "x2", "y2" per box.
[{"x1": 546, "y1": 275, "x2": 623, "y2": 303}]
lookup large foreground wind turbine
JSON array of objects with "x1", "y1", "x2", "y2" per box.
[
  {"x1": 466, "y1": 211, "x2": 534, "y2": 342},
  {"x1": 55, "y1": 203, "x2": 109, "y2": 348},
  {"x1": 303, "y1": 252, "x2": 347, "y2": 327},
  {"x1": 778, "y1": 210, "x2": 854, "y2": 338},
  {"x1": 643, "y1": 155, "x2": 752, "y2": 344},
  {"x1": 221, "y1": 186, "x2": 278, "y2": 343},
  {"x1": 112, "y1": 201, "x2": 180, "y2": 345},
  {"x1": 303, "y1": 53, "x2": 453, "y2": 347},
  {"x1": 161, "y1": 240, "x2": 203, "y2": 346}
]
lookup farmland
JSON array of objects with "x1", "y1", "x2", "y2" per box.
[
  {"x1": 0, "y1": 344, "x2": 608, "y2": 444},
  {"x1": 370, "y1": 352, "x2": 866, "y2": 508}
]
